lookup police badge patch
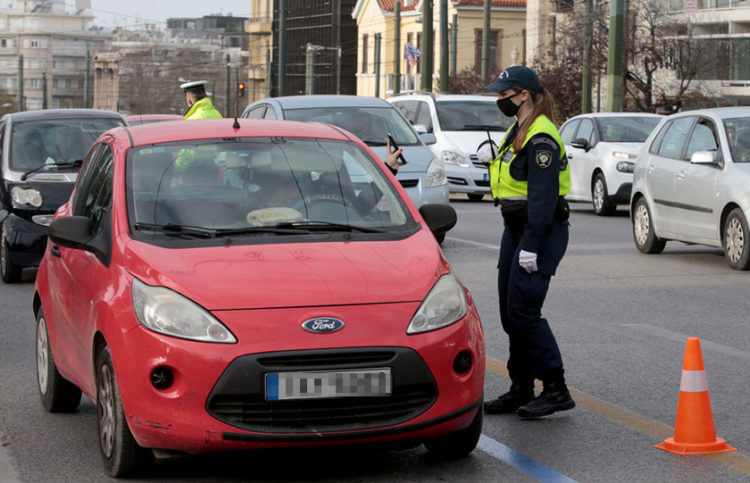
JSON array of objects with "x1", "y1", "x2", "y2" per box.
[{"x1": 536, "y1": 150, "x2": 552, "y2": 169}]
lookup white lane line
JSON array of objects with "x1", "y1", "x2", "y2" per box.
[{"x1": 622, "y1": 324, "x2": 750, "y2": 361}]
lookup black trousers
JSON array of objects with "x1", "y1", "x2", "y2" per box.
[{"x1": 497, "y1": 220, "x2": 568, "y2": 385}]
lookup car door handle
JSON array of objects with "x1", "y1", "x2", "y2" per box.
[
  {"x1": 647, "y1": 165, "x2": 655, "y2": 173},
  {"x1": 51, "y1": 244, "x2": 61, "y2": 257},
  {"x1": 677, "y1": 171, "x2": 686, "y2": 179}
]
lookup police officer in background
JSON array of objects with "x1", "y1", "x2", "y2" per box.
[
  {"x1": 477, "y1": 65, "x2": 574, "y2": 418},
  {"x1": 180, "y1": 80, "x2": 223, "y2": 120}
]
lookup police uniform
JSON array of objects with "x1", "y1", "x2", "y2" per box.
[
  {"x1": 180, "y1": 80, "x2": 223, "y2": 120},
  {"x1": 482, "y1": 66, "x2": 575, "y2": 418}
]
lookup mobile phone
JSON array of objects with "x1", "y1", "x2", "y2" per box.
[{"x1": 387, "y1": 133, "x2": 407, "y2": 164}]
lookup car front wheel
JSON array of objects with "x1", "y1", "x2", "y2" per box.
[
  {"x1": 424, "y1": 403, "x2": 483, "y2": 457},
  {"x1": 632, "y1": 198, "x2": 666, "y2": 254},
  {"x1": 592, "y1": 173, "x2": 616, "y2": 216},
  {"x1": 36, "y1": 308, "x2": 82, "y2": 412},
  {"x1": 96, "y1": 346, "x2": 152, "y2": 477},
  {"x1": 723, "y1": 208, "x2": 750, "y2": 270}
]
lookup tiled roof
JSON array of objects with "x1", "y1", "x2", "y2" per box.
[
  {"x1": 377, "y1": 1, "x2": 418, "y2": 11},
  {"x1": 378, "y1": 0, "x2": 525, "y2": 10}
]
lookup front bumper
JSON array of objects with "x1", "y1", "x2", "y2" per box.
[
  {"x1": 110, "y1": 302, "x2": 485, "y2": 453},
  {"x1": 2, "y1": 213, "x2": 49, "y2": 268},
  {"x1": 446, "y1": 161, "x2": 491, "y2": 195}
]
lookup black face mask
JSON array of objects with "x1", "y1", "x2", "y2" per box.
[{"x1": 496, "y1": 91, "x2": 523, "y2": 118}]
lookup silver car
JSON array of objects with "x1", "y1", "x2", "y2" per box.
[
  {"x1": 631, "y1": 107, "x2": 750, "y2": 270},
  {"x1": 560, "y1": 112, "x2": 662, "y2": 215}
]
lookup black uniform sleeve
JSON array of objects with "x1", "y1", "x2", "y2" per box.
[{"x1": 520, "y1": 133, "x2": 561, "y2": 253}]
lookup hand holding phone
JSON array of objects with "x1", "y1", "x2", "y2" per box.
[{"x1": 387, "y1": 133, "x2": 407, "y2": 165}]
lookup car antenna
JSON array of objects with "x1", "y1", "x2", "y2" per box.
[{"x1": 232, "y1": 117, "x2": 240, "y2": 129}]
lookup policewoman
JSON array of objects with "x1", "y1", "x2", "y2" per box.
[
  {"x1": 478, "y1": 65, "x2": 575, "y2": 418},
  {"x1": 180, "y1": 80, "x2": 223, "y2": 120}
]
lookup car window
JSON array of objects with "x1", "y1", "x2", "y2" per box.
[
  {"x1": 597, "y1": 117, "x2": 661, "y2": 143},
  {"x1": 392, "y1": 100, "x2": 419, "y2": 124},
  {"x1": 649, "y1": 120, "x2": 672, "y2": 154},
  {"x1": 9, "y1": 117, "x2": 122, "y2": 171},
  {"x1": 576, "y1": 119, "x2": 595, "y2": 144},
  {"x1": 415, "y1": 101, "x2": 433, "y2": 132},
  {"x1": 73, "y1": 143, "x2": 113, "y2": 233},
  {"x1": 724, "y1": 117, "x2": 750, "y2": 163},
  {"x1": 127, "y1": 138, "x2": 413, "y2": 236},
  {"x1": 434, "y1": 100, "x2": 513, "y2": 131},
  {"x1": 559, "y1": 119, "x2": 580, "y2": 144},
  {"x1": 656, "y1": 117, "x2": 694, "y2": 160},
  {"x1": 244, "y1": 106, "x2": 266, "y2": 119},
  {"x1": 263, "y1": 108, "x2": 277, "y2": 120},
  {"x1": 685, "y1": 119, "x2": 719, "y2": 160},
  {"x1": 283, "y1": 106, "x2": 420, "y2": 145}
]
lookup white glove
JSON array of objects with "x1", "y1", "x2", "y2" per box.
[
  {"x1": 476, "y1": 140, "x2": 497, "y2": 164},
  {"x1": 518, "y1": 250, "x2": 538, "y2": 273}
]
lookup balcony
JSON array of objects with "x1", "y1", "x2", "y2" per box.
[{"x1": 247, "y1": 17, "x2": 272, "y2": 35}]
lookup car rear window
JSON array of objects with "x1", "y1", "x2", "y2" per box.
[
  {"x1": 597, "y1": 117, "x2": 661, "y2": 143},
  {"x1": 434, "y1": 100, "x2": 513, "y2": 131},
  {"x1": 127, "y1": 137, "x2": 414, "y2": 236}
]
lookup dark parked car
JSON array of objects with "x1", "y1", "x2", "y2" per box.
[{"x1": 0, "y1": 109, "x2": 125, "y2": 282}]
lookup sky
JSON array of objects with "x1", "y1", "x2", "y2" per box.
[{"x1": 0, "y1": 1, "x2": 251, "y2": 28}]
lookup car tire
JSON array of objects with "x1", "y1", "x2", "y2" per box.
[
  {"x1": 424, "y1": 402, "x2": 483, "y2": 458},
  {"x1": 1, "y1": 224, "x2": 22, "y2": 283},
  {"x1": 723, "y1": 208, "x2": 750, "y2": 270},
  {"x1": 36, "y1": 308, "x2": 82, "y2": 412},
  {"x1": 467, "y1": 194, "x2": 485, "y2": 202},
  {"x1": 632, "y1": 198, "x2": 666, "y2": 254},
  {"x1": 96, "y1": 346, "x2": 152, "y2": 478},
  {"x1": 592, "y1": 173, "x2": 616, "y2": 216}
]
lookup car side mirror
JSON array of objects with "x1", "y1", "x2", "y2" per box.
[
  {"x1": 412, "y1": 123, "x2": 429, "y2": 135},
  {"x1": 420, "y1": 133, "x2": 437, "y2": 145},
  {"x1": 690, "y1": 150, "x2": 718, "y2": 165},
  {"x1": 48, "y1": 216, "x2": 94, "y2": 252},
  {"x1": 419, "y1": 203, "x2": 457, "y2": 237},
  {"x1": 570, "y1": 138, "x2": 590, "y2": 152}
]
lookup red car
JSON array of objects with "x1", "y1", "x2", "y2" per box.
[{"x1": 33, "y1": 119, "x2": 484, "y2": 477}]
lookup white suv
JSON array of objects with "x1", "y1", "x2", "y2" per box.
[{"x1": 389, "y1": 93, "x2": 513, "y2": 201}]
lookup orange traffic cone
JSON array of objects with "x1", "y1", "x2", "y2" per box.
[{"x1": 656, "y1": 338, "x2": 736, "y2": 455}]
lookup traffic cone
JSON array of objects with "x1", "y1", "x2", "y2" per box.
[{"x1": 655, "y1": 338, "x2": 736, "y2": 455}]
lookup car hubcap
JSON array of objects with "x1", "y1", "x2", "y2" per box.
[
  {"x1": 593, "y1": 180, "x2": 604, "y2": 211},
  {"x1": 634, "y1": 204, "x2": 649, "y2": 246},
  {"x1": 37, "y1": 317, "x2": 49, "y2": 394},
  {"x1": 98, "y1": 363, "x2": 116, "y2": 458},
  {"x1": 725, "y1": 217, "x2": 744, "y2": 264}
]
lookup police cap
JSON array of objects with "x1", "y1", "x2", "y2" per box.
[
  {"x1": 180, "y1": 80, "x2": 208, "y2": 92},
  {"x1": 486, "y1": 66, "x2": 541, "y2": 93}
]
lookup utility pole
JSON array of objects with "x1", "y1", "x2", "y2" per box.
[
  {"x1": 451, "y1": 13, "x2": 457, "y2": 76},
  {"x1": 17, "y1": 55, "x2": 23, "y2": 111},
  {"x1": 420, "y1": 0, "x2": 433, "y2": 92},
  {"x1": 374, "y1": 33, "x2": 382, "y2": 98},
  {"x1": 305, "y1": 43, "x2": 316, "y2": 95},
  {"x1": 234, "y1": 66, "x2": 239, "y2": 117},
  {"x1": 606, "y1": 0, "x2": 626, "y2": 112},
  {"x1": 84, "y1": 50, "x2": 90, "y2": 108},
  {"x1": 439, "y1": 0, "x2": 448, "y2": 93},
  {"x1": 582, "y1": 0, "x2": 593, "y2": 113},
  {"x1": 481, "y1": 0, "x2": 491, "y2": 83},
  {"x1": 225, "y1": 55, "x2": 231, "y2": 116},
  {"x1": 335, "y1": 46, "x2": 341, "y2": 95},
  {"x1": 42, "y1": 72, "x2": 47, "y2": 109},
  {"x1": 278, "y1": 0, "x2": 286, "y2": 97},
  {"x1": 265, "y1": 45, "x2": 272, "y2": 98},
  {"x1": 393, "y1": 0, "x2": 401, "y2": 96}
]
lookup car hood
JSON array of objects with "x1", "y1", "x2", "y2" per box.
[
  {"x1": 440, "y1": 131, "x2": 506, "y2": 155},
  {"x1": 124, "y1": 231, "x2": 446, "y2": 310},
  {"x1": 368, "y1": 145, "x2": 434, "y2": 174}
]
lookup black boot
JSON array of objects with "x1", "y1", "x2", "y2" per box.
[
  {"x1": 484, "y1": 383, "x2": 534, "y2": 414},
  {"x1": 516, "y1": 380, "x2": 575, "y2": 418}
]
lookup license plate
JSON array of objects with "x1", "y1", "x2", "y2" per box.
[{"x1": 265, "y1": 368, "x2": 392, "y2": 401}]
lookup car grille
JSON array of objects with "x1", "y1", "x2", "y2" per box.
[
  {"x1": 399, "y1": 179, "x2": 419, "y2": 188},
  {"x1": 448, "y1": 177, "x2": 468, "y2": 186},
  {"x1": 207, "y1": 348, "x2": 437, "y2": 433}
]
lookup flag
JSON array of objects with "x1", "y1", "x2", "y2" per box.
[{"x1": 403, "y1": 42, "x2": 420, "y2": 67}]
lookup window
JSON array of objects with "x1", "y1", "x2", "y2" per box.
[
  {"x1": 73, "y1": 143, "x2": 114, "y2": 234},
  {"x1": 244, "y1": 106, "x2": 267, "y2": 119},
  {"x1": 263, "y1": 107, "x2": 277, "y2": 120},
  {"x1": 415, "y1": 101, "x2": 432, "y2": 132},
  {"x1": 474, "y1": 29, "x2": 502, "y2": 73},
  {"x1": 362, "y1": 34, "x2": 369, "y2": 74},
  {"x1": 560, "y1": 120, "x2": 580, "y2": 144},
  {"x1": 392, "y1": 100, "x2": 419, "y2": 124},
  {"x1": 685, "y1": 118, "x2": 718, "y2": 161},
  {"x1": 657, "y1": 117, "x2": 694, "y2": 160},
  {"x1": 576, "y1": 118, "x2": 595, "y2": 145}
]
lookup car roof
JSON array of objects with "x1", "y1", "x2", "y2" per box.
[
  {"x1": 125, "y1": 114, "x2": 184, "y2": 121},
  {"x1": 258, "y1": 95, "x2": 393, "y2": 109},
  {"x1": 112, "y1": 118, "x2": 356, "y2": 147},
  {"x1": 662, "y1": 106, "x2": 750, "y2": 120},
  {"x1": 566, "y1": 112, "x2": 663, "y2": 120},
  {"x1": 388, "y1": 93, "x2": 496, "y2": 103},
  {"x1": 2, "y1": 108, "x2": 124, "y2": 122}
]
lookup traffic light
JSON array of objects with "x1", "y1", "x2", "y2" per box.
[{"x1": 237, "y1": 82, "x2": 246, "y2": 97}]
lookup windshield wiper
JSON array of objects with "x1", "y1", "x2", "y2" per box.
[
  {"x1": 133, "y1": 222, "x2": 215, "y2": 238},
  {"x1": 276, "y1": 221, "x2": 385, "y2": 233},
  {"x1": 460, "y1": 124, "x2": 505, "y2": 131},
  {"x1": 361, "y1": 139, "x2": 388, "y2": 146},
  {"x1": 213, "y1": 226, "x2": 310, "y2": 236},
  {"x1": 21, "y1": 160, "x2": 83, "y2": 181}
]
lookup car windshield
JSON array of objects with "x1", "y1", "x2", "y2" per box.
[
  {"x1": 9, "y1": 118, "x2": 123, "y2": 171},
  {"x1": 434, "y1": 100, "x2": 514, "y2": 131},
  {"x1": 127, "y1": 137, "x2": 413, "y2": 235},
  {"x1": 283, "y1": 106, "x2": 420, "y2": 146},
  {"x1": 724, "y1": 117, "x2": 750, "y2": 163},
  {"x1": 597, "y1": 117, "x2": 661, "y2": 143}
]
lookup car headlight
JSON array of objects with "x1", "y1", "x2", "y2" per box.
[
  {"x1": 425, "y1": 157, "x2": 447, "y2": 187},
  {"x1": 407, "y1": 271, "x2": 468, "y2": 334},
  {"x1": 11, "y1": 186, "x2": 42, "y2": 207},
  {"x1": 616, "y1": 161, "x2": 634, "y2": 173},
  {"x1": 131, "y1": 278, "x2": 237, "y2": 343},
  {"x1": 613, "y1": 151, "x2": 636, "y2": 159},
  {"x1": 441, "y1": 151, "x2": 472, "y2": 168}
]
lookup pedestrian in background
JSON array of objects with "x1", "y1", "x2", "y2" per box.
[
  {"x1": 477, "y1": 65, "x2": 575, "y2": 418},
  {"x1": 180, "y1": 80, "x2": 222, "y2": 120}
]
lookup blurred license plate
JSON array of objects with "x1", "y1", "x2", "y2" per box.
[{"x1": 265, "y1": 368, "x2": 392, "y2": 400}]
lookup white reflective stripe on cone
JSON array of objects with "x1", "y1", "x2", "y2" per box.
[{"x1": 680, "y1": 370, "x2": 708, "y2": 392}]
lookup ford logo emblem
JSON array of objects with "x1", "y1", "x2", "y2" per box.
[{"x1": 301, "y1": 317, "x2": 345, "y2": 334}]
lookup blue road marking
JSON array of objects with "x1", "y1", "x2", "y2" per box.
[{"x1": 478, "y1": 435, "x2": 577, "y2": 482}]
